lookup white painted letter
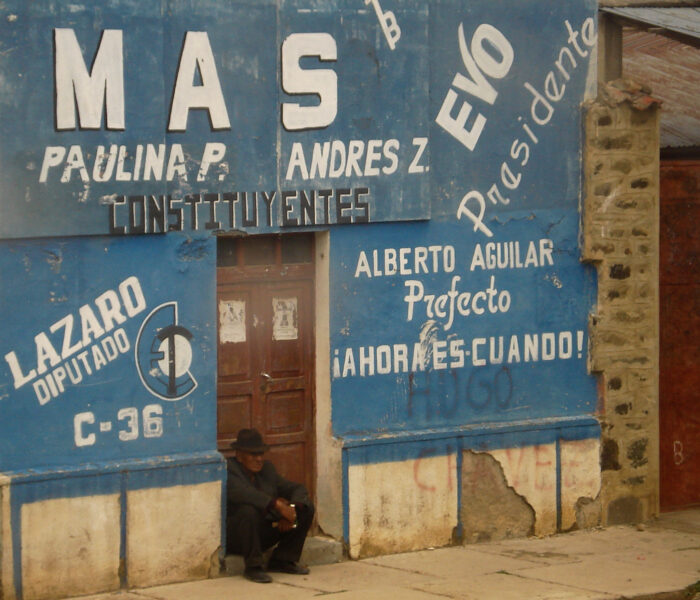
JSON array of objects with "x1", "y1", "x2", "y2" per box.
[
  {"x1": 197, "y1": 142, "x2": 227, "y2": 181},
  {"x1": 55, "y1": 29, "x2": 124, "y2": 130},
  {"x1": 281, "y1": 33, "x2": 338, "y2": 130},
  {"x1": 39, "y1": 146, "x2": 66, "y2": 182},
  {"x1": 168, "y1": 32, "x2": 231, "y2": 131}
]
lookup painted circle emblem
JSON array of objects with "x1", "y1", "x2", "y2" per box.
[{"x1": 135, "y1": 302, "x2": 197, "y2": 401}]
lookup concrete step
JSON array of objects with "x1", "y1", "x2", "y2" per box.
[{"x1": 223, "y1": 535, "x2": 344, "y2": 575}]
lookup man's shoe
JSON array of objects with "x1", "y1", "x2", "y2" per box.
[
  {"x1": 244, "y1": 567, "x2": 272, "y2": 583},
  {"x1": 267, "y1": 559, "x2": 310, "y2": 575}
]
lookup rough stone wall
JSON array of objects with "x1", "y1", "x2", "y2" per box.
[{"x1": 582, "y1": 80, "x2": 660, "y2": 525}]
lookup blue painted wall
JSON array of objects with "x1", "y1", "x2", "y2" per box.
[
  {"x1": 0, "y1": 0, "x2": 430, "y2": 239},
  {"x1": 0, "y1": 0, "x2": 598, "y2": 473},
  {"x1": 330, "y1": 0, "x2": 598, "y2": 437},
  {"x1": 0, "y1": 234, "x2": 216, "y2": 472},
  {"x1": 330, "y1": 218, "x2": 598, "y2": 436}
]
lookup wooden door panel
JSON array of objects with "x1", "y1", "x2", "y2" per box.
[
  {"x1": 217, "y1": 395, "x2": 252, "y2": 449},
  {"x1": 258, "y1": 282, "x2": 313, "y2": 492},
  {"x1": 270, "y1": 340, "x2": 305, "y2": 374},
  {"x1": 659, "y1": 160, "x2": 700, "y2": 510},
  {"x1": 267, "y1": 442, "x2": 308, "y2": 493},
  {"x1": 217, "y1": 285, "x2": 257, "y2": 456},
  {"x1": 660, "y1": 280, "x2": 700, "y2": 510},
  {"x1": 265, "y1": 390, "x2": 306, "y2": 434},
  {"x1": 216, "y1": 236, "x2": 315, "y2": 495}
]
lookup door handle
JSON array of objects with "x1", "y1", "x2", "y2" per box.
[{"x1": 259, "y1": 372, "x2": 271, "y2": 392}]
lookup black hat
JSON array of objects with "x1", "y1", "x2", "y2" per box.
[{"x1": 231, "y1": 428, "x2": 269, "y2": 453}]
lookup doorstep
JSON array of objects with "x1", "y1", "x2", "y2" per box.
[{"x1": 223, "y1": 535, "x2": 345, "y2": 575}]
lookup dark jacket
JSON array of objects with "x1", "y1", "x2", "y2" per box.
[{"x1": 226, "y1": 457, "x2": 311, "y2": 517}]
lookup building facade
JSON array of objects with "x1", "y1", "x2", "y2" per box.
[{"x1": 0, "y1": 1, "x2": 671, "y2": 599}]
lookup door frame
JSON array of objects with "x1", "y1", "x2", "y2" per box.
[{"x1": 216, "y1": 233, "x2": 317, "y2": 499}]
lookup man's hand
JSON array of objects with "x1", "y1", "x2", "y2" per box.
[
  {"x1": 274, "y1": 498, "x2": 297, "y2": 524},
  {"x1": 277, "y1": 518, "x2": 296, "y2": 532}
]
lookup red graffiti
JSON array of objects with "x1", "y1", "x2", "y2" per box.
[{"x1": 413, "y1": 446, "x2": 455, "y2": 492}]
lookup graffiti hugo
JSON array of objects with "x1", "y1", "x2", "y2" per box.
[{"x1": 3, "y1": 277, "x2": 196, "y2": 448}]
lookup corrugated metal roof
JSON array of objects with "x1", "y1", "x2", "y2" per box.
[
  {"x1": 603, "y1": 7, "x2": 700, "y2": 44},
  {"x1": 621, "y1": 27, "x2": 700, "y2": 148}
]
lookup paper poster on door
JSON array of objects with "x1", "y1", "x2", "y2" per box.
[
  {"x1": 219, "y1": 299, "x2": 246, "y2": 343},
  {"x1": 272, "y1": 297, "x2": 298, "y2": 341}
]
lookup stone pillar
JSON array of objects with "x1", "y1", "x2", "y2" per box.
[{"x1": 582, "y1": 80, "x2": 661, "y2": 525}]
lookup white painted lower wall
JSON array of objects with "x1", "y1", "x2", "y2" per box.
[
  {"x1": 345, "y1": 437, "x2": 601, "y2": 557},
  {"x1": 560, "y1": 438, "x2": 602, "y2": 530},
  {"x1": 348, "y1": 452, "x2": 458, "y2": 558},
  {"x1": 2, "y1": 478, "x2": 222, "y2": 600},
  {"x1": 21, "y1": 494, "x2": 121, "y2": 600},
  {"x1": 127, "y1": 481, "x2": 221, "y2": 588},
  {"x1": 1, "y1": 475, "x2": 15, "y2": 600},
  {"x1": 475, "y1": 439, "x2": 601, "y2": 537}
]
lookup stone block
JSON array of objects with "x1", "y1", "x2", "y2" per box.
[
  {"x1": 592, "y1": 132, "x2": 635, "y2": 152},
  {"x1": 626, "y1": 437, "x2": 650, "y2": 469},
  {"x1": 613, "y1": 193, "x2": 653, "y2": 212},
  {"x1": 605, "y1": 285, "x2": 630, "y2": 303},
  {"x1": 597, "y1": 330, "x2": 634, "y2": 349},
  {"x1": 628, "y1": 175, "x2": 652, "y2": 190},
  {"x1": 607, "y1": 495, "x2": 644, "y2": 525},
  {"x1": 223, "y1": 535, "x2": 344, "y2": 575},
  {"x1": 609, "y1": 263, "x2": 631, "y2": 279},
  {"x1": 301, "y1": 535, "x2": 344, "y2": 566},
  {"x1": 601, "y1": 438, "x2": 622, "y2": 472},
  {"x1": 611, "y1": 158, "x2": 633, "y2": 174},
  {"x1": 606, "y1": 374, "x2": 624, "y2": 391},
  {"x1": 631, "y1": 225, "x2": 651, "y2": 237}
]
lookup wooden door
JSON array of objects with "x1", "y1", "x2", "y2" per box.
[
  {"x1": 217, "y1": 234, "x2": 315, "y2": 496},
  {"x1": 659, "y1": 160, "x2": 700, "y2": 510}
]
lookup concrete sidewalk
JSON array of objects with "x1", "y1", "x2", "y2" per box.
[{"x1": 66, "y1": 509, "x2": 700, "y2": 600}]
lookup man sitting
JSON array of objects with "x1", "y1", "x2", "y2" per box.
[{"x1": 226, "y1": 428, "x2": 314, "y2": 583}]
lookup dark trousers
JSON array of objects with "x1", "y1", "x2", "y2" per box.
[{"x1": 226, "y1": 503, "x2": 315, "y2": 568}]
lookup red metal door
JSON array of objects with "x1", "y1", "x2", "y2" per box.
[
  {"x1": 659, "y1": 160, "x2": 700, "y2": 510},
  {"x1": 217, "y1": 234, "x2": 315, "y2": 496}
]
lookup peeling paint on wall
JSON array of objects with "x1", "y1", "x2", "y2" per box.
[
  {"x1": 560, "y1": 437, "x2": 601, "y2": 530},
  {"x1": 461, "y1": 450, "x2": 535, "y2": 543},
  {"x1": 175, "y1": 237, "x2": 211, "y2": 262}
]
